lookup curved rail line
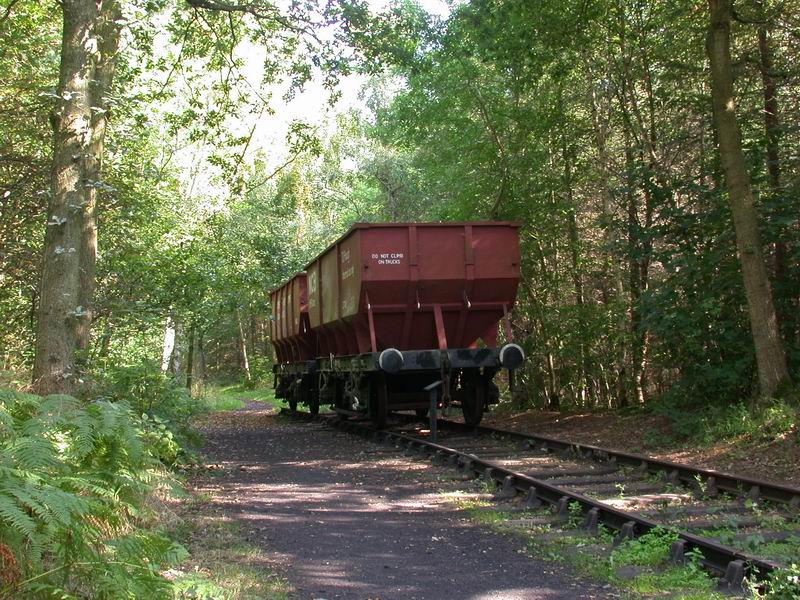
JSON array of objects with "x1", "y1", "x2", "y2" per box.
[{"x1": 282, "y1": 409, "x2": 800, "y2": 592}]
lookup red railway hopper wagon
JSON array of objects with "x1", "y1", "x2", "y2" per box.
[
  {"x1": 268, "y1": 274, "x2": 315, "y2": 364},
  {"x1": 271, "y1": 222, "x2": 525, "y2": 427}
]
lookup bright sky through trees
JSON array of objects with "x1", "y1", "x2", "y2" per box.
[{"x1": 166, "y1": 0, "x2": 450, "y2": 204}]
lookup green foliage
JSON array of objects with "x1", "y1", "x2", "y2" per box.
[
  {"x1": 206, "y1": 385, "x2": 282, "y2": 412},
  {"x1": 567, "y1": 500, "x2": 584, "y2": 528},
  {"x1": 610, "y1": 529, "x2": 716, "y2": 594},
  {"x1": 0, "y1": 0, "x2": 58, "y2": 372},
  {"x1": 0, "y1": 389, "x2": 187, "y2": 598},
  {"x1": 626, "y1": 566, "x2": 715, "y2": 595},
  {"x1": 88, "y1": 362, "x2": 206, "y2": 463},
  {"x1": 171, "y1": 575, "x2": 231, "y2": 599},
  {"x1": 242, "y1": 356, "x2": 273, "y2": 390},
  {"x1": 343, "y1": 0, "x2": 800, "y2": 410},
  {"x1": 760, "y1": 564, "x2": 800, "y2": 600},
  {"x1": 3, "y1": 0, "x2": 799, "y2": 445},
  {"x1": 168, "y1": 501, "x2": 292, "y2": 600},
  {"x1": 140, "y1": 413, "x2": 182, "y2": 466},
  {"x1": 611, "y1": 528, "x2": 678, "y2": 568},
  {"x1": 648, "y1": 397, "x2": 798, "y2": 446},
  {"x1": 641, "y1": 196, "x2": 756, "y2": 405}
]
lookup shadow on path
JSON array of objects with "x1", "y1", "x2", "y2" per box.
[{"x1": 196, "y1": 407, "x2": 618, "y2": 600}]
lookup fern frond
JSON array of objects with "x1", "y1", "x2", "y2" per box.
[
  {"x1": 25, "y1": 582, "x2": 80, "y2": 599},
  {"x1": 5, "y1": 484, "x2": 51, "y2": 523},
  {"x1": 0, "y1": 405, "x2": 15, "y2": 437},
  {"x1": 65, "y1": 409, "x2": 98, "y2": 460},
  {"x1": 38, "y1": 394, "x2": 81, "y2": 416},
  {"x1": 0, "y1": 492, "x2": 37, "y2": 539},
  {"x1": 56, "y1": 476, "x2": 119, "y2": 501},
  {"x1": 5, "y1": 435, "x2": 59, "y2": 470}
]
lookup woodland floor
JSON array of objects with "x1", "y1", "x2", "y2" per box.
[
  {"x1": 191, "y1": 402, "x2": 622, "y2": 600},
  {"x1": 483, "y1": 407, "x2": 800, "y2": 487}
]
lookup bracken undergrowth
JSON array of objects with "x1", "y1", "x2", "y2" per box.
[{"x1": 0, "y1": 389, "x2": 187, "y2": 598}]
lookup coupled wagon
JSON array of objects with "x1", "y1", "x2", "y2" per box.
[{"x1": 270, "y1": 222, "x2": 524, "y2": 427}]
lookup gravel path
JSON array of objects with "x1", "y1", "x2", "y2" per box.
[{"x1": 196, "y1": 403, "x2": 619, "y2": 600}]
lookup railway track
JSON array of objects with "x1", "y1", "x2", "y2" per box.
[{"x1": 283, "y1": 409, "x2": 800, "y2": 594}]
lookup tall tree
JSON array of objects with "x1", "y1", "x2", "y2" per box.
[
  {"x1": 76, "y1": 1, "x2": 122, "y2": 352},
  {"x1": 705, "y1": 0, "x2": 789, "y2": 396},
  {"x1": 754, "y1": 0, "x2": 791, "y2": 341},
  {"x1": 33, "y1": 0, "x2": 121, "y2": 394}
]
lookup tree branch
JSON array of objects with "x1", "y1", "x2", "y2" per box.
[
  {"x1": 0, "y1": 0, "x2": 21, "y2": 27},
  {"x1": 244, "y1": 152, "x2": 302, "y2": 193},
  {"x1": 185, "y1": 0, "x2": 322, "y2": 43}
]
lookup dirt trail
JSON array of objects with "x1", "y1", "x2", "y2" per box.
[{"x1": 194, "y1": 403, "x2": 619, "y2": 600}]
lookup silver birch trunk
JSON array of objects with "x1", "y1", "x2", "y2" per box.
[
  {"x1": 237, "y1": 308, "x2": 251, "y2": 382},
  {"x1": 161, "y1": 315, "x2": 176, "y2": 373}
]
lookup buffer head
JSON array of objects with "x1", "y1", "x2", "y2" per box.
[
  {"x1": 499, "y1": 343, "x2": 525, "y2": 370},
  {"x1": 378, "y1": 348, "x2": 404, "y2": 373}
]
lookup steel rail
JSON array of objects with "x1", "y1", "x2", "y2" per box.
[
  {"x1": 282, "y1": 409, "x2": 792, "y2": 589},
  {"x1": 433, "y1": 419, "x2": 800, "y2": 508},
  {"x1": 322, "y1": 415, "x2": 785, "y2": 590}
]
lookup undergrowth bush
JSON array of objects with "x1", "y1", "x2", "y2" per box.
[
  {"x1": 648, "y1": 397, "x2": 798, "y2": 446},
  {"x1": 86, "y1": 362, "x2": 206, "y2": 464},
  {"x1": 242, "y1": 355, "x2": 273, "y2": 390},
  {"x1": 0, "y1": 390, "x2": 187, "y2": 598}
]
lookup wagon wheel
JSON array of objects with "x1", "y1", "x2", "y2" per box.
[
  {"x1": 289, "y1": 379, "x2": 300, "y2": 414},
  {"x1": 461, "y1": 374, "x2": 485, "y2": 427},
  {"x1": 335, "y1": 380, "x2": 347, "y2": 412},
  {"x1": 369, "y1": 374, "x2": 388, "y2": 429},
  {"x1": 308, "y1": 387, "x2": 320, "y2": 416}
]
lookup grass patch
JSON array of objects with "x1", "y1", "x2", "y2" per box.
[
  {"x1": 463, "y1": 504, "x2": 519, "y2": 527},
  {"x1": 646, "y1": 397, "x2": 798, "y2": 448},
  {"x1": 627, "y1": 566, "x2": 716, "y2": 595},
  {"x1": 205, "y1": 384, "x2": 338, "y2": 416},
  {"x1": 611, "y1": 528, "x2": 678, "y2": 568},
  {"x1": 206, "y1": 395, "x2": 246, "y2": 412},
  {"x1": 204, "y1": 385, "x2": 281, "y2": 412},
  {"x1": 168, "y1": 491, "x2": 291, "y2": 599},
  {"x1": 447, "y1": 487, "x2": 728, "y2": 599}
]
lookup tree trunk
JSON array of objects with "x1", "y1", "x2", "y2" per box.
[
  {"x1": 562, "y1": 134, "x2": 590, "y2": 407},
  {"x1": 171, "y1": 319, "x2": 184, "y2": 383},
  {"x1": 616, "y1": 4, "x2": 657, "y2": 406},
  {"x1": 621, "y1": 104, "x2": 637, "y2": 408},
  {"x1": 197, "y1": 330, "x2": 206, "y2": 384},
  {"x1": 755, "y1": 0, "x2": 789, "y2": 342},
  {"x1": 32, "y1": 0, "x2": 98, "y2": 394},
  {"x1": 236, "y1": 308, "x2": 251, "y2": 382},
  {"x1": 616, "y1": 24, "x2": 646, "y2": 406},
  {"x1": 587, "y1": 70, "x2": 627, "y2": 408},
  {"x1": 261, "y1": 318, "x2": 271, "y2": 356},
  {"x1": 587, "y1": 79, "x2": 622, "y2": 298},
  {"x1": 186, "y1": 324, "x2": 195, "y2": 392},
  {"x1": 529, "y1": 240, "x2": 560, "y2": 410},
  {"x1": 161, "y1": 315, "x2": 176, "y2": 373},
  {"x1": 98, "y1": 328, "x2": 111, "y2": 359},
  {"x1": 706, "y1": 0, "x2": 790, "y2": 396},
  {"x1": 248, "y1": 313, "x2": 257, "y2": 359},
  {"x1": 76, "y1": 0, "x2": 121, "y2": 352}
]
